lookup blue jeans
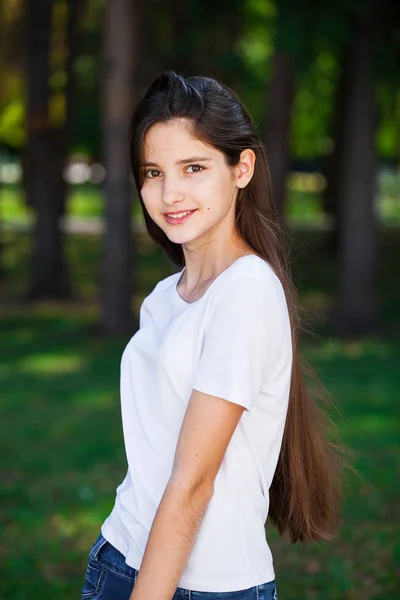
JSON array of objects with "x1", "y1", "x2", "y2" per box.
[{"x1": 81, "y1": 533, "x2": 278, "y2": 600}]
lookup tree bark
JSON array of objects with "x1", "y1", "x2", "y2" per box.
[
  {"x1": 56, "y1": 0, "x2": 82, "y2": 217},
  {"x1": 332, "y1": 3, "x2": 380, "y2": 335},
  {"x1": 135, "y1": 0, "x2": 159, "y2": 93},
  {"x1": 265, "y1": 50, "x2": 294, "y2": 217},
  {"x1": 321, "y1": 47, "x2": 352, "y2": 255},
  {"x1": 101, "y1": 0, "x2": 137, "y2": 335},
  {"x1": 25, "y1": 0, "x2": 71, "y2": 299}
]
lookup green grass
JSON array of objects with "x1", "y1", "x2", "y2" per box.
[{"x1": 0, "y1": 230, "x2": 399, "y2": 599}]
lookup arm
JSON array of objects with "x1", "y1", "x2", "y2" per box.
[{"x1": 129, "y1": 389, "x2": 245, "y2": 600}]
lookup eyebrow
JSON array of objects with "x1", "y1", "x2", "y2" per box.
[{"x1": 142, "y1": 156, "x2": 213, "y2": 168}]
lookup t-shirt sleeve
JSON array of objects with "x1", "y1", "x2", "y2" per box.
[{"x1": 193, "y1": 274, "x2": 285, "y2": 410}]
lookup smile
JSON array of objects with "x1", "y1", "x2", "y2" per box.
[{"x1": 164, "y1": 210, "x2": 197, "y2": 224}]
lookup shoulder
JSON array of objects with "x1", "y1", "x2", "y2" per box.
[
  {"x1": 209, "y1": 255, "x2": 285, "y2": 306},
  {"x1": 145, "y1": 270, "x2": 181, "y2": 300},
  {"x1": 200, "y1": 256, "x2": 290, "y2": 354},
  {"x1": 140, "y1": 270, "x2": 181, "y2": 317},
  {"x1": 154, "y1": 270, "x2": 182, "y2": 294},
  {"x1": 201, "y1": 255, "x2": 290, "y2": 337}
]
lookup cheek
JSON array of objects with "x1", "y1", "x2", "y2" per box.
[{"x1": 140, "y1": 188, "x2": 157, "y2": 214}]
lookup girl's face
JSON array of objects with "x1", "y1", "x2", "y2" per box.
[{"x1": 140, "y1": 118, "x2": 254, "y2": 248}]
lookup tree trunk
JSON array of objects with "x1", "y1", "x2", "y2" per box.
[
  {"x1": 332, "y1": 3, "x2": 380, "y2": 335},
  {"x1": 101, "y1": 0, "x2": 137, "y2": 335},
  {"x1": 56, "y1": 0, "x2": 82, "y2": 218},
  {"x1": 321, "y1": 47, "x2": 352, "y2": 255},
  {"x1": 265, "y1": 50, "x2": 294, "y2": 217},
  {"x1": 25, "y1": 0, "x2": 71, "y2": 299},
  {"x1": 135, "y1": 0, "x2": 159, "y2": 93}
]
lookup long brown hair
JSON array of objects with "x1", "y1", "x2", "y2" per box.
[{"x1": 130, "y1": 71, "x2": 342, "y2": 543}]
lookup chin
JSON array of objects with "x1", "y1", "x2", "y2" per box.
[
  {"x1": 165, "y1": 232, "x2": 195, "y2": 245},
  {"x1": 163, "y1": 227, "x2": 201, "y2": 246}
]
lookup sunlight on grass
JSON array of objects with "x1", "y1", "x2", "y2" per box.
[
  {"x1": 50, "y1": 508, "x2": 105, "y2": 539},
  {"x1": 70, "y1": 389, "x2": 118, "y2": 407},
  {"x1": 16, "y1": 353, "x2": 86, "y2": 375},
  {"x1": 306, "y1": 338, "x2": 392, "y2": 361},
  {"x1": 66, "y1": 184, "x2": 105, "y2": 218}
]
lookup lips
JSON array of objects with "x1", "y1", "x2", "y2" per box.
[
  {"x1": 164, "y1": 209, "x2": 197, "y2": 225},
  {"x1": 166, "y1": 210, "x2": 193, "y2": 218}
]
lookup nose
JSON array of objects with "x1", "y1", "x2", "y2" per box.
[{"x1": 161, "y1": 175, "x2": 185, "y2": 207}]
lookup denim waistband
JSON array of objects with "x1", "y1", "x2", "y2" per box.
[
  {"x1": 88, "y1": 533, "x2": 277, "y2": 599},
  {"x1": 90, "y1": 533, "x2": 138, "y2": 584}
]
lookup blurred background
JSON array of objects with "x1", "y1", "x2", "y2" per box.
[{"x1": 0, "y1": 0, "x2": 399, "y2": 598}]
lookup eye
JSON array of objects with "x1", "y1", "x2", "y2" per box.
[
  {"x1": 144, "y1": 169, "x2": 161, "y2": 179},
  {"x1": 186, "y1": 164, "x2": 204, "y2": 174}
]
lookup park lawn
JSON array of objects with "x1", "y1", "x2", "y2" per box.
[{"x1": 0, "y1": 231, "x2": 399, "y2": 599}]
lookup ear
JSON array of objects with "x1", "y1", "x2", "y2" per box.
[{"x1": 235, "y1": 149, "x2": 256, "y2": 189}]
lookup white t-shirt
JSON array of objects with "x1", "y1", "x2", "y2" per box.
[{"x1": 101, "y1": 254, "x2": 293, "y2": 592}]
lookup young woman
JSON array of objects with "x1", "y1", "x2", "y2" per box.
[{"x1": 81, "y1": 71, "x2": 342, "y2": 600}]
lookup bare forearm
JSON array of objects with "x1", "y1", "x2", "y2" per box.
[{"x1": 130, "y1": 478, "x2": 213, "y2": 600}]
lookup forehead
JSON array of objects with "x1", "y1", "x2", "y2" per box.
[{"x1": 143, "y1": 119, "x2": 216, "y2": 162}]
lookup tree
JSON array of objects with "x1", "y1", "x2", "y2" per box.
[
  {"x1": 332, "y1": 1, "x2": 380, "y2": 335},
  {"x1": 101, "y1": 0, "x2": 137, "y2": 334},
  {"x1": 321, "y1": 46, "x2": 352, "y2": 254},
  {"x1": 25, "y1": 0, "x2": 80, "y2": 299},
  {"x1": 25, "y1": 0, "x2": 68, "y2": 298},
  {"x1": 265, "y1": 49, "x2": 294, "y2": 216},
  {"x1": 264, "y1": 0, "x2": 313, "y2": 217}
]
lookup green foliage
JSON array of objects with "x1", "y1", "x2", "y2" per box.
[
  {"x1": 238, "y1": 0, "x2": 275, "y2": 80},
  {"x1": 377, "y1": 85, "x2": 400, "y2": 159},
  {"x1": 0, "y1": 98, "x2": 25, "y2": 148},
  {"x1": 291, "y1": 47, "x2": 340, "y2": 158},
  {"x1": 0, "y1": 0, "x2": 399, "y2": 158}
]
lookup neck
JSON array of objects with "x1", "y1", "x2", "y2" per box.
[{"x1": 179, "y1": 231, "x2": 253, "y2": 294}]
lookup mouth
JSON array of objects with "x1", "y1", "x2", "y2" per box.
[{"x1": 164, "y1": 209, "x2": 197, "y2": 225}]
